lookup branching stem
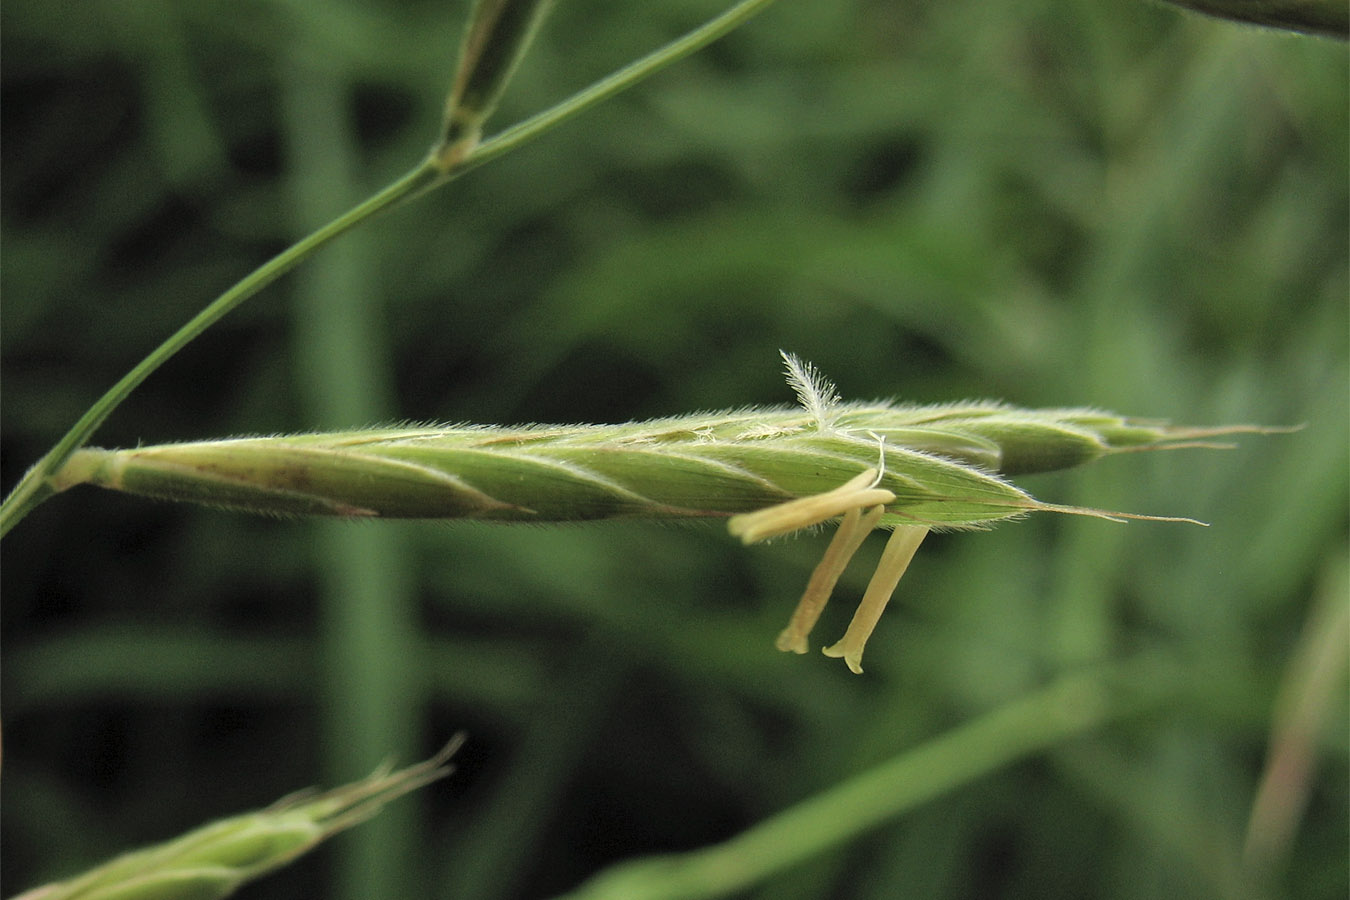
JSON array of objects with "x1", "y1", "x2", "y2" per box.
[{"x1": 0, "y1": 0, "x2": 783, "y2": 538}]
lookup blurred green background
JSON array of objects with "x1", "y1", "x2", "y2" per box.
[{"x1": 2, "y1": 1, "x2": 1346, "y2": 898}]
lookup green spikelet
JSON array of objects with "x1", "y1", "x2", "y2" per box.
[
  {"x1": 48, "y1": 354, "x2": 1279, "y2": 672},
  {"x1": 52, "y1": 353, "x2": 1266, "y2": 531},
  {"x1": 12, "y1": 738, "x2": 462, "y2": 900}
]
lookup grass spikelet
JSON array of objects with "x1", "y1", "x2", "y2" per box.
[
  {"x1": 13, "y1": 737, "x2": 464, "y2": 900},
  {"x1": 48, "y1": 355, "x2": 1275, "y2": 530},
  {"x1": 44, "y1": 356, "x2": 1278, "y2": 670}
]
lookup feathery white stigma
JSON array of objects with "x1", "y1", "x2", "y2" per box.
[{"x1": 780, "y1": 350, "x2": 842, "y2": 432}]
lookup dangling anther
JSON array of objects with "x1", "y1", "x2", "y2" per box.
[
  {"x1": 727, "y1": 466, "x2": 895, "y2": 545},
  {"x1": 730, "y1": 434, "x2": 904, "y2": 658},
  {"x1": 821, "y1": 524, "x2": 929, "y2": 674},
  {"x1": 774, "y1": 503, "x2": 886, "y2": 653}
]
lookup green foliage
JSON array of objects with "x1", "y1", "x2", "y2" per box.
[{"x1": 2, "y1": 2, "x2": 1345, "y2": 900}]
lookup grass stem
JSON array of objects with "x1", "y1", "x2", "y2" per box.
[{"x1": 0, "y1": 0, "x2": 783, "y2": 538}]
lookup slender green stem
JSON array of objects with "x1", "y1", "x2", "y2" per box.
[
  {"x1": 0, "y1": 0, "x2": 784, "y2": 538},
  {"x1": 456, "y1": 0, "x2": 782, "y2": 176},
  {"x1": 0, "y1": 162, "x2": 439, "y2": 538}
]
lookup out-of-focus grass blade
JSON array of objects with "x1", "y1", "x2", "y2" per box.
[{"x1": 1161, "y1": 0, "x2": 1348, "y2": 37}]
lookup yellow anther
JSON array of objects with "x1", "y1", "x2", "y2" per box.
[
  {"x1": 774, "y1": 504, "x2": 886, "y2": 654},
  {"x1": 728, "y1": 468, "x2": 896, "y2": 545},
  {"x1": 822, "y1": 525, "x2": 929, "y2": 674}
]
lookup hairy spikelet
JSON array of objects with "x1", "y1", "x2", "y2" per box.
[
  {"x1": 47, "y1": 357, "x2": 1277, "y2": 671},
  {"x1": 51, "y1": 358, "x2": 1266, "y2": 531}
]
